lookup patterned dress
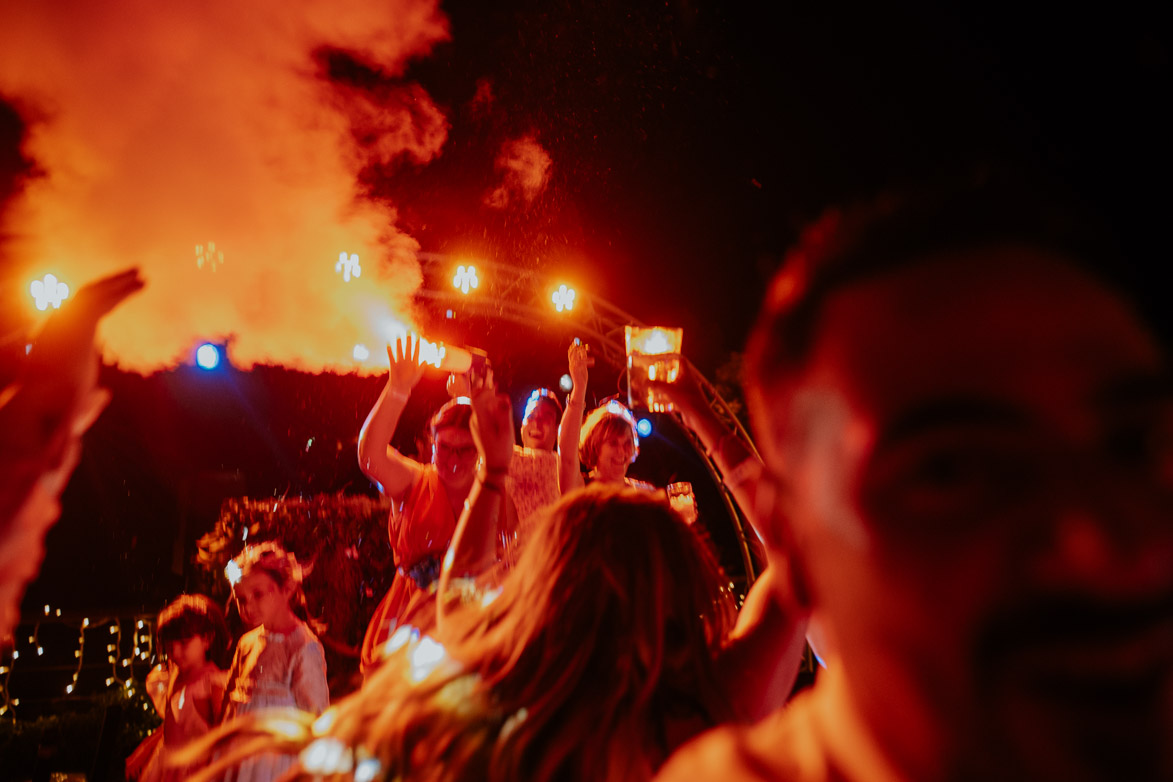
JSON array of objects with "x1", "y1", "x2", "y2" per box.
[
  {"x1": 506, "y1": 446, "x2": 561, "y2": 528},
  {"x1": 221, "y1": 622, "x2": 329, "y2": 781}
]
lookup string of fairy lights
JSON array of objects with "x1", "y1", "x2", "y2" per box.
[{"x1": 0, "y1": 603, "x2": 157, "y2": 718}]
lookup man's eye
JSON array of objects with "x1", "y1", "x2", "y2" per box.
[{"x1": 869, "y1": 444, "x2": 1032, "y2": 529}]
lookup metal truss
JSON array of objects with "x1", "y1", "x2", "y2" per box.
[{"x1": 417, "y1": 252, "x2": 763, "y2": 583}]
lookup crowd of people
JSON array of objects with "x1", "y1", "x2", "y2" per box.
[{"x1": 3, "y1": 175, "x2": 1171, "y2": 781}]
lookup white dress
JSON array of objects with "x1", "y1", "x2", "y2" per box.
[{"x1": 221, "y1": 622, "x2": 329, "y2": 781}]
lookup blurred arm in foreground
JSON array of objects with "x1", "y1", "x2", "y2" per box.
[{"x1": 0, "y1": 268, "x2": 143, "y2": 641}]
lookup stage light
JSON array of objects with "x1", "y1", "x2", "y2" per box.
[
  {"x1": 636, "y1": 418, "x2": 653, "y2": 437},
  {"x1": 559, "y1": 373, "x2": 573, "y2": 392},
  {"x1": 196, "y1": 242, "x2": 224, "y2": 272},
  {"x1": 552, "y1": 284, "x2": 576, "y2": 312},
  {"x1": 335, "y1": 252, "x2": 361, "y2": 282},
  {"x1": 352, "y1": 344, "x2": 370, "y2": 361},
  {"x1": 30, "y1": 273, "x2": 69, "y2": 311},
  {"x1": 196, "y1": 343, "x2": 220, "y2": 370},
  {"x1": 453, "y1": 265, "x2": 479, "y2": 294}
]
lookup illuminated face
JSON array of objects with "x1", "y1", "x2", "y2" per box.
[
  {"x1": 766, "y1": 250, "x2": 1173, "y2": 781},
  {"x1": 522, "y1": 402, "x2": 558, "y2": 451},
  {"x1": 594, "y1": 429, "x2": 635, "y2": 484},
  {"x1": 233, "y1": 570, "x2": 290, "y2": 630},
  {"x1": 433, "y1": 426, "x2": 478, "y2": 487},
  {"x1": 166, "y1": 633, "x2": 211, "y2": 674}
]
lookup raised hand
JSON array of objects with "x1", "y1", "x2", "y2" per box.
[
  {"x1": 567, "y1": 340, "x2": 592, "y2": 393},
  {"x1": 646, "y1": 360, "x2": 707, "y2": 418},
  {"x1": 26, "y1": 267, "x2": 145, "y2": 389},
  {"x1": 386, "y1": 335, "x2": 426, "y2": 397},
  {"x1": 468, "y1": 368, "x2": 514, "y2": 473},
  {"x1": 13, "y1": 267, "x2": 144, "y2": 462}
]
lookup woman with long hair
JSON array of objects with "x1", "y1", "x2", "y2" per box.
[
  {"x1": 185, "y1": 380, "x2": 804, "y2": 782},
  {"x1": 215, "y1": 484, "x2": 738, "y2": 782}
]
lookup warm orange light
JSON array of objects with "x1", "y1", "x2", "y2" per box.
[
  {"x1": 196, "y1": 242, "x2": 224, "y2": 272},
  {"x1": 453, "y1": 265, "x2": 479, "y2": 294},
  {"x1": 552, "y1": 284, "x2": 576, "y2": 312},
  {"x1": 626, "y1": 326, "x2": 684, "y2": 411},
  {"x1": 626, "y1": 326, "x2": 681, "y2": 356}
]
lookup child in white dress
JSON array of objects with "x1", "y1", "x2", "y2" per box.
[{"x1": 221, "y1": 542, "x2": 329, "y2": 781}]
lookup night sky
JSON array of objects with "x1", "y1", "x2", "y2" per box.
[{"x1": 2, "y1": 1, "x2": 1170, "y2": 617}]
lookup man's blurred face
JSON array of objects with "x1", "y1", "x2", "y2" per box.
[{"x1": 764, "y1": 248, "x2": 1173, "y2": 781}]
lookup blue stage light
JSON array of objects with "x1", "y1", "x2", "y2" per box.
[
  {"x1": 196, "y1": 343, "x2": 221, "y2": 370},
  {"x1": 636, "y1": 418, "x2": 653, "y2": 437}
]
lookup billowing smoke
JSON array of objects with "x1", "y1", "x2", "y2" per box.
[
  {"x1": 485, "y1": 135, "x2": 552, "y2": 210},
  {"x1": 0, "y1": 0, "x2": 450, "y2": 372}
]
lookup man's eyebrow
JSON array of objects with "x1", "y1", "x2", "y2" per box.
[{"x1": 875, "y1": 398, "x2": 1028, "y2": 453}]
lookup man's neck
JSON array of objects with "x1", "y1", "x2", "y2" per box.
[{"x1": 813, "y1": 662, "x2": 941, "y2": 782}]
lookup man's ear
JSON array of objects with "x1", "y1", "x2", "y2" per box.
[{"x1": 755, "y1": 471, "x2": 814, "y2": 612}]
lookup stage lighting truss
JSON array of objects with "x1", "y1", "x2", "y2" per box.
[{"x1": 415, "y1": 252, "x2": 763, "y2": 581}]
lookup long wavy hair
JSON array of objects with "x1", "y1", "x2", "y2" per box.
[{"x1": 227, "y1": 484, "x2": 738, "y2": 782}]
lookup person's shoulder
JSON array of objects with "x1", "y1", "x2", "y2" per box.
[
  {"x1": 238, "y1": 625, "x2": 265, "y2": 648},
  {"x1": 190, "y1": 664, "x2": 228, "y2": 695},
  {"x1": 655, "y1": 706, "x2": 815, "y2": 782},
  {"x1": 626, "y1": 477, "x2": 656, "y2": 493},
  {"x1": 288, "y1": 621, "x2": 325, "y2": 652}
]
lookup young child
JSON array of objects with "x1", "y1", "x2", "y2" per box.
[
  {"x1": 126, "y1": 594, "x2": 229, "y2": 782},
  {"x1": 221, "y1": 542, "x2": 329, "y2": 781}
]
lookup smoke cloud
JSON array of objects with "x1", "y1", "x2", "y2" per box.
[
  {"x1": 0, "y1": 0, "x2": 450, "y2": 372},
  {"x1": 485, "y1": 135, "x2": 552, "y2": 210}
]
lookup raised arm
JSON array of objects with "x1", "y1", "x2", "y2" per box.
[
  {"x1": 1, "y1": 268, "x2": 143, "y2": 641},
  {"x1": 714, "y1": 565, "x2": 809, "y2": 721},
  {"x1": 650, "y1": 364, "x2": 809, "y2": 719},
  {"x1": 648, "y1": 364, "x2": 765, "y2": 538},
  {"x1": 558, "y1": 341, "x2": 591, "y2": 493},
  {"x1": 439, "y1": 371, "x2": 515, "y2": 607},
  {"x1": 357, "y1": 335, "x2": 427, "y2": 502}
]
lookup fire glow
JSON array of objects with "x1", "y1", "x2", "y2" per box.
[{"x1": 0, "y1": 0, "x2": 451, "y2": 373}]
